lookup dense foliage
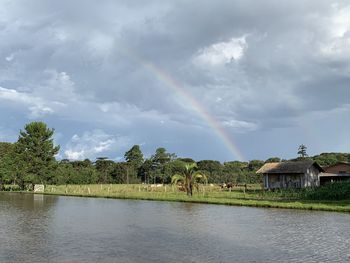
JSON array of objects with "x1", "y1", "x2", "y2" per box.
[
  {"x1": 302, "y1": 181, "x2": 350, "y2": 200},
  {"x1": 263, "y1": 181, "x2": 350, "y2": 201},
  {"x1": 1, "y1": 122, "x2": 350, "y2": 189}
]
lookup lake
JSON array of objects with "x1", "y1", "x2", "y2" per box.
[{"x1": 0, "y1": 193, "x2": 349, "y2": 263}]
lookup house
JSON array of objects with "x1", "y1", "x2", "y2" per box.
[
  {"x1": 257, "y1": 160, "x2": 324, "y2": 189},
  {"x1": 319, "y1": 162, "x2": 350, "y2": 185}
]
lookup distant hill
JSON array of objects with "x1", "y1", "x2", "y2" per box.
[
  {"x1": 311, "y1": 153, "x2": 350, "y2": 167},
  {"x1": 283, "y1": 153, "x2": 350, "y2": 167}
]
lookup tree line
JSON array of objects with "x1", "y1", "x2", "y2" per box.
[{"x1": 0, "y1": 122, "x2": 348, "y2": 190}]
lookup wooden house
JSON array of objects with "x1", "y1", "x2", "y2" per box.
[
  {"x1": 257, "y1": 160, "x2": 324, "y2": 189},
  {"x1": 319, "y1": 162, "x2": 350, "y2": 185}
]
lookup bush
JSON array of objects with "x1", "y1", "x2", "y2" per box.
[
  {"x1": 4, "y1": 184, "x2": 21, "y2": 191},
  {"x1": 303, "y1": 181, "x2": 350, "y2": 200}
]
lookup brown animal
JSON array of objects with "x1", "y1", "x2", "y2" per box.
[
  {"x1": 177, "y1": 185, "x2": 186, "y2": 192},
  {"x1": 220, "y1": 182, "x2": 234, "y2": 191},
  {"x1": 226, "y1": 182, "x2": 233, "y2": 189}
]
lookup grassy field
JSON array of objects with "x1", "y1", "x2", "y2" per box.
[{"x1": 39, "y1": 184, "x2": 350, "y2": 213}]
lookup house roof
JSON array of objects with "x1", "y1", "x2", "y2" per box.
[
  {"x1": 319, "y1": 172, "x2": 350, "y2": 177},
  {"x1": 256, "y1": 160, "x2": 324, "y2": 174},
  {"x1": 323, "y1": 162, "x2": 350, "y2": 168}
]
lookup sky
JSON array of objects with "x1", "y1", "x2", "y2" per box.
[{"x1": 0, "y1": 0, "x2": 350, "y2": 162}]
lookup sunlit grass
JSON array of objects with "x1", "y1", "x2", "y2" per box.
[{"x1": 41, "y1": 184, "x2": 350, "y2": 213}]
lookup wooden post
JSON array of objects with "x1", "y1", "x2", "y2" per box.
[{"x1": 266, "y1": 174, "x2": 269, "y2": 189}]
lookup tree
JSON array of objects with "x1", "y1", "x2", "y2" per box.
[
  {"x1": 124, "y1": 145, "x2": 144, "y2": 183},
  {"x1": 222, "y1": 161, "x2": 247, "y2": 183},
  {"x1": 94, "y1": 157, "x2": 114, "y2": 183},
  {"x1": 0, "y1": 143, "x2": 15, "y2": 190},
  {"x1": 171, "y1": 163, "x2": 207, "y2": 196},
  {"x1": 124, "y1": 145, "x2": 143, "y2": 169},
  {"x1": 15, "y1": 122, "x2": 60, "y2": 188},
  {"x1": 298, "y1": 144, "x2": 308, "y2": 158},
  {"x1": 139, "y1": 159, "x2": 153, "y2": 183},
  {"x1": 110, "y1": 162, "x2": 130, "y2": 184},
  {"x1": 150, "y1": 147, "x2": 176, "y2": 183},
  {"x1": 197, "y1": 160, "x2": 223, "y2": 183},
  {"x1": 152, "y1": 148, "x2": 175, "y2": 166},
  {"x1": 0, "y1": 142, "x2": 14, "y2": 159},
  {"x1": 265, "y1": 157, "x2": 281, "y2": 163}
]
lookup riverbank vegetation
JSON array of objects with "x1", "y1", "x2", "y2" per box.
[
  {"x1": 35, "y1": 184, "x2": 349, "y2": 212},
  {"x1": 1, "y1": 121, "x2": 350, "y2": 212}
]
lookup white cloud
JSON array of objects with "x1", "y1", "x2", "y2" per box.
[
  {"x1": 317, "y1": 4, "x2": 350, "y2": 62},
  {"x1": 0, "y1": 86, "x2": 55, "y2": 118},
  {"x1": 0, "y1": 70, "x2": 79, "y2": 118},
  {"x1": 193, "y1": 36, "x2": 248, "y2": 66},
  {"x1": 37, "y1": 70, "x2": 77, "y2": 102},
  {"x1": 64, "y1": 130, "x2": 130, "y2": 160},
  {"x1": 87, "y1": 33, "x2": 115, "y2": 58},
  {"x1": 330, "y1": 4, "x2": 350, "y2": 38},
  {"x1": 5, "y1": 54, "x2": 14, "y2": 62},
  {"x1": 222, "y1": 119, "x2": 258, "y2": 132}
]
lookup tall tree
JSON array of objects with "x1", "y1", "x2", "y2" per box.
[
  {"x1": 15, "y1": 122, "x2": 60, "y2": 188},
  {"x1": 298, "y1": 144, "x2": 308, "y2": 158},
  {"x1": 150, "y1": 147, "x2": 176, "y2": 183},
  {"x1": 152, "y1": 147, "x2": 175, "y2": 166},
  {"x1": 94, "y1": 157, "x2": 114, "y2": 183},
  {"x1": 124, "y1": 145, "x2": 144, "y2": 168},
  {"x1": 139, "y1": 159, "x2": 153, "y2": 183},
  {"x1": 124, "y1": 145, "x2": 144, "y2": 183},
  {"x1": 197, "y1": 160, "x2": 223, "y2": 182},
  {"x1": 0, "y1": 142, "x2": 15, "y2": 190},
  {"x1": 0, "y1": 142, "x2": 13, "y2": 159}
]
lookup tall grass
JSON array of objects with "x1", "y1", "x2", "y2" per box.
[
  {"x1": 302, "y1": 181, "x2": 350, "y2": 200},
  {"x1": 3, "y1": 183, "x2": 350, "y2": 212},
  {"x1": 260, "y1": 181, "x2": 350, "y2": 201},
  {"x1": 38, "y1": 183, "x2": 350, "y2": 212}
]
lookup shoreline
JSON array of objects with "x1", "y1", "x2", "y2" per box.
[{"x1": 3, "y1": 189, "x2": 350, "y2": 213}]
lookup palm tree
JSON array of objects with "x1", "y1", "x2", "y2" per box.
[{"x1": 171, "y1": 163, "x2": 207, "y2": 196}]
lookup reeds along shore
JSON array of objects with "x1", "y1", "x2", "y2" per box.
[{"x1": 18, "y1": 183, "x2": 350, "y2": 213}]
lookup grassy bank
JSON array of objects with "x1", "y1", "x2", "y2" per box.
[{"x1": 33, "y1": 184, "x2": 350, "y2": 213}]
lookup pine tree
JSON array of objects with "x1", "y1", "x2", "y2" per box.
[
  {"x1": 297, "y1": 144, "x2": 308, "y2": 158},
  {"x1": 15, "y1": 122, "x2": 60, "y2": 188}
]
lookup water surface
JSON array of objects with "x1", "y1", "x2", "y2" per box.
[{"x1": 0, "y1": 193, "x2": 349, "y2": 262}]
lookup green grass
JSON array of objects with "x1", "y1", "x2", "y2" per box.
[{"x1": 34, "y1": 184, "x2": 350, "y2": 213}]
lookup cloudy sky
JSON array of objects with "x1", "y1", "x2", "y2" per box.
[{"x1": 0, "y1": 0, "x2": 350, "y2": 162}]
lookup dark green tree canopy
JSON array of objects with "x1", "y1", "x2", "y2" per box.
[
  {"x1": 298, "y1": 144, "x2": 308, "y2": 158},
  {"x1": 15, "y1": 122, "x2": 60, "y2": 185},
  {"x1": 94, "y1": 157, "x2": 114, "y2": 183},
  {"x1": 124, "y1": 145, "x2": 144, "y2": 169},
  {"x1": 152, "y1": 147, "x2": 176, "y2": 166},
  {"x1": 0, "y1": 142, "x2": 14, "y2": 159},
  {"x1": 265, "y1": 157, "x2": 281, "y2": 163}
]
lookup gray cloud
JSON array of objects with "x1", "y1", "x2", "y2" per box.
[{"x1": 0, "y1": 0, "x2": 350, "y2": 161}]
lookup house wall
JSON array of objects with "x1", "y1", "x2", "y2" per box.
[
  {"x1": 324, "y1": 163, "x2": 350, "y2": 174},
  {"x1": 264, "y1": 174, "x2": 303, "y2": 189},
  {"x1": 320, "y1": 176, "x2": 350, "y2": 185},
  {"x1": 303, "y1": 165, "x2": 320, "y2": 187}
]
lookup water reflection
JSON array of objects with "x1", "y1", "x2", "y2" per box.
[
  {"x1": 0, "y1": 193, "x2": 58, "y2": 262},
  {"x1": 0, "y1": 193, "x2": 349, "y2": 263}
]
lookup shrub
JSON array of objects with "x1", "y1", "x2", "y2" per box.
[{"x1": 303, "y1": 181, "x2": 350, "y2": 200}]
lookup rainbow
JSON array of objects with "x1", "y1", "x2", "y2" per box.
[{"x1": 119, "y1": 47, "x2": 245, "y2": 161}]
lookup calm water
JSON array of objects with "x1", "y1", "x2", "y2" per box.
[{"x1": 0, "y1": 193, "x2": 349, "y2": 263}]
